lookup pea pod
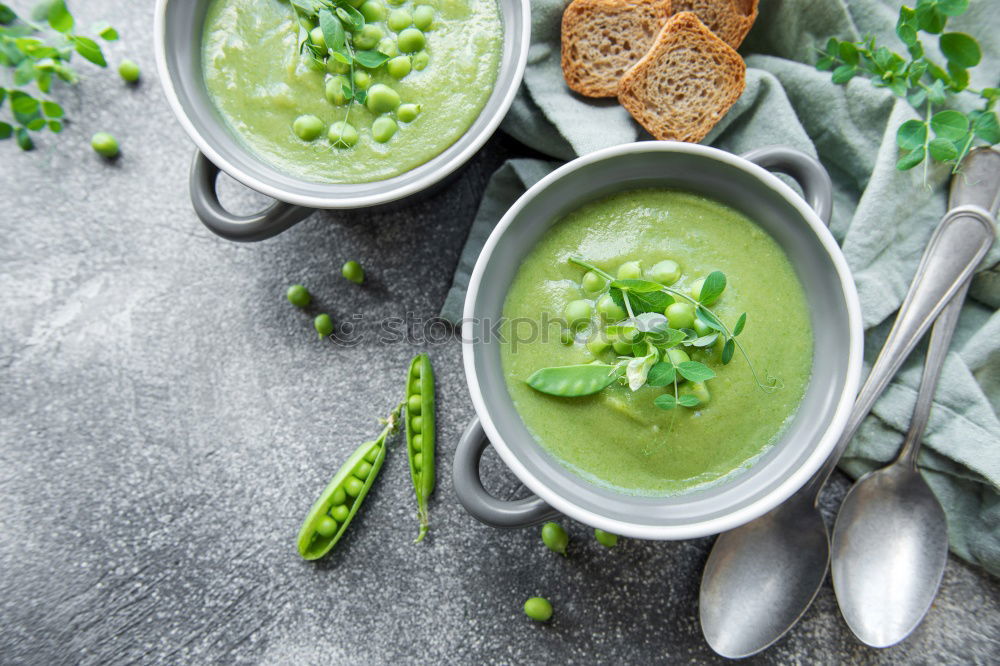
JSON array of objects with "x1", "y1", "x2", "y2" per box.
[
  {"x1": 526, "y1": 363, "x2": 618, "y2": 397},
  {"x1": 405, "y1": 354, "x2": 435, "y2": 542},
  {"x1": 296, "y1": 404, "x2": 403, "y2": 560}
]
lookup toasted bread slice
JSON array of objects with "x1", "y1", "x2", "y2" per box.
[
  {"x1": 671, "y1": 0, "x2": 758, "y2": 49},
  {"x1": 561, "y1": 0, "x2": 673, "y2": 98},
  {"x1": 617, "y1": 12, "x2": 746, "y2": 142}
]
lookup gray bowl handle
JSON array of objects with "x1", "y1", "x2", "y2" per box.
[
  {"x1": 741, "y1": 146, "x2": 833, "y2": 226},
  {"x1": 453, "y1": 417, "x2": 560, "y2": 528},
  {"x1": 190, "y1": 151, "x2": 314, "y2": 242}
]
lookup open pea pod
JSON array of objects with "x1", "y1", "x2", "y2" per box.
[
  {"x1": 296, "y1": 405, "x2": 402, "y2": 560},
  {"x1": 405, "y1": 354, "x2": 435, "y2": 542}
]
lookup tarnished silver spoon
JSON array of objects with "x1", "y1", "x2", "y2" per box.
[
  {"x1": 699, "y1": 148, "x2": 999, "y2": 659},
  {"x1": 830, "y1": 149, "x2": 1000, "y2": 647}
]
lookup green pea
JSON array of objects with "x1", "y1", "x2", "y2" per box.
[
  {"x1": 665, "y1": 302, "x2": 695, "y2": 330},
  {"x1": 327, "y1": 57, "x2": 350, "y2": 75},
  {"x1": 354, "y1": 461, "x2": 373, "y2": 479},
  {"x1": 377, "y1": 37, "x2": 400, "y2": 57},
  {"x1": 594, "y1": 528, "x2": 618, "y2": 548},
  {"x1": 309, "y1": 26, "x2": 326, "y2": 50},
  {"x1": 586, "y1": 333, "x2": 610, "y2": 355},
  {"x1": 563, "y1": 299, "x2": 593, "y2": 328},
  {"x1": 354, "y1": 24, "x2": 384, "y2": 50},
  {"x1": 331, "y1": 504, "x2": 350, "y2": 522},
  {"x1": 693, "y1": 318, "x2": 712, "y2": 337},
  {"x1": 118, "y1": 59, "x2": 140, "y2": 83},
  {"x1": 617, "y1": 261, "x2": 642, "y2": 280},
  {"x1": 397, "y1": 103, "x2": 421, "y2": 122},
  {"x1": 364, "y1": 447, "x2": 379, "y2": 464},
  {"x1": 353, "y1": 70, "x2": 372, "y2": 90},
  {"x1": 648, "y1": 260, "x2": 681, "y2": 285},
  {"x1": 411, "y1": 416, "x2": 423, "y2": 433},
  {"x1": 371, "y1": 116, "x2": 398, "y2": 143},
  {"x1": 359, "y1": 0, "x2": 387, "y2": 22},
  {"x1": 397, "y1": 27, "x2": 425, "y2": 53},
  {"x1": 342, "y1": 260, "x2": 365, "y2": 284},
  {"x1": 91, "y1": 132, "x2": 119, "y2": 158},
  {"x1": 560, "y1": 329, "x2": 575, "y2": 346},
  {"x1": 386, "y1": 55, "x2": 412, "y2": 79},
  {"x1": 596, "y1": 293, "x2": 625, "y2": 321},
  {"x1": 328, "y1": 121, "x2": 359, "y2": 148},
  {"x1": 293, "y1": 114, "x2": 324, "y2": 141},
  {"x1": 316, "y1": 516, "x2": 339, "y2": 537},
  {"x1": 408, "y1": 394, "x2": 422, "y2": 414},
  {"x1": 541, "y1": 522, "x2": 569, "y2": 556},
  {"x1": 523, "y1": 597, "x2": 553, "y2": 622},
  {"x1": 412, "y1": 4, "x2": 435, "y2": 30},
  {"x1": 314, "y1": 314, "x2": 334, "y2": 339},
  {"x1": 329, "y1": 487, "x2": 347, "y2": 506},
  {"x1": 413, "y1": 452, "x2": 423, "y2": 470},
  {"x1": 412, "y1": 51, "x2": 429, "y2": 70},
  {"x1": 666, "y1": 348, "x2": 690, "y2": 366},
  {"x1": 344, "y1": 476, "x2": 365, "y2": 498},
  {"x1": 347, "y1": 0, "x2": 364, "y2": 7},
  {"x1": 581, "y1": 270, "x2": 607, "y2": 294},
  {"x1": 325, "y1": 76, "x2": 350, "y2": 105},
  {"x1": 410, "y1": 379, "x2": 422, "y2": 394},
  {"x1": 612, "y1": 339, "x2": 633, "y2": 355},
  {"x1": 286, "y1": 284, "x2": 311, "y2": 307},
  {"x1": 387, "y1": 8, "x2": 412, "y2": 31},
  {"x1": 412, "y1": 434, "x2": 423, "y2": 451},
  {"x1": 685, "y1": 381, "x2": 711, "y2": 405}
]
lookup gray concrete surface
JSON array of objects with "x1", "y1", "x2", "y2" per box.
[{"x1": 1, "y1": 2, "x2": 998, "y2": 664}]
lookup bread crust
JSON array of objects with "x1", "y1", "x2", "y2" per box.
[
  {"x1": 561, "y1": 0, "x2": 673, "y2": 98},
  {"x1": 617, "y1": 12, "x2": 746, "y2": 142},
  {"x1": 671, "y1": 0, "x2": 759, "y2": 49}
]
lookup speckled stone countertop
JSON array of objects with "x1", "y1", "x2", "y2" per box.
[{"x1": 1, "y1": 2, "x2": 997, "y2": 663}]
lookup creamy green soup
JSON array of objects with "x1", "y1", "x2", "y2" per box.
[
  {"x1": 500, "y1": 189, "x2": 814, "y2": 496},
  {"x1": 201, "y1": 0, "x2": 502, "y2": 183}
]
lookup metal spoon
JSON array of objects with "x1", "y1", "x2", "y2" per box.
[
  {"x1": 830, "y1": 284, "x2": 965, "y2": 647},
  {"x1": 699, "y1": 148, "x2": 999, "y2": 659},
  {"x1": 831, "y1": 149, "x2": 1000, "y2": 647}
]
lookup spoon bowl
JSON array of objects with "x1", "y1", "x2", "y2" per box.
[
  {"x1": 700, "y1": 497, "x2": 828, "y2": 658},
  {"x1": 831, "y1": 463, "x2": 948, "y2": 647}
]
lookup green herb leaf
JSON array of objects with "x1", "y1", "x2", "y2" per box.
[
  {"x1": 653, "y1": 394, "x2": 678, "y2": 411},
  {"x1": 677, "y1": 394, "x2": 700, "y2": 408},
  {"x1": 70, "y1": 36, "x2": 106, "y2": 66},
  {"x1": 10, "y1": 91, "x2": 38, "y2": 115},
  {"x1": 41, "y1": 100, "x2": 62, "y2": 117},
  {"x1": 946, "y1": 62, "x2": 969, "y2": 91},
  {"x1": 816, "y1": 56, "x2": 835, "y2": 71},
  {"x1": 831, "y1": 64, "x2": 856, "y2": 84},
  {"x1": 926, "y1": 79, "x2": 947, "y2": 105},
  {"x1": 0, "y1": 121, "x2": 12, "y2": 138},
  {"x1": 916, "y1": 2, "x2": 946, "y2": 33},
  {"x1": 695, "y1": 306, "x2": 724, "y2": 332},
  {"x1": 354, "y1": 49, "x2": 390, "y2": 68},
  {"x1": 93, "y1": 21, "x2": 118, "y2": 41},
  {"x1": 838, "y1": 41, "x2": 859, "y2": 65},
  {"x1": 26, "y1": 116, "x2": 44, "y2": 130},
  {"x1": 15, "y1": 126, "x2": 33, "y2": 150},
  {"x1": 336, "y1": 4, "x2": 364, "y2": 31},
  {"x1": 928, "y1": 137, "x2": 959, "y2": 161},
  {"x1": 697, "y1": 271, "x2": 726, "y2": 305},
  {"x1": 937, "y1": 0, "x2": 969, "y2": 16},
  {"x1": 930, "y1": 110, "x2": 969, "y2": 141},
  {"x1": 939, "y1": 32, "x2": 980, "y2": 68},
  {"x1": 897, "y1": 120, "x2": 928, "y2": 151},
  {"x1": 676, "y1": 361, "x2": 715, "y2": 383},
  {"x1": 46, "y1": 0, "x2": 73, "y2": 33},
  {"x1": 686, "y1": 333, "x2": 719, "y2": 347},
  {"x1": 0, "y1": 4, "x2": 17, "y2": 24},
  {"x1": 47, "y1": 119, "x2": 61, "y2": 132},
  {"x1": 972, "y1": 111, "x2": 1000, "y2": 144},
  {"x1": 896, "y1": 146, "x2": 926, "y2": 170},
  {"x1": 611, "y1": 278, "x2": 664, "y2": 293},
  {"x1": 526, "y1": 364, "x2": 618, "y2": 397},
  {"x1": 722, "y1": 338, "x2": 735, "y2": 365},
  {"x1": 318, "y1": 9, "x2": 344, "y2": 53},
  {"x1": 645, "y1": 327, "x2": 688, "y2": 348},
  {"x1": 631, "y1": 312, "x2": 668, "y2": 332},
  {"x1": 647, "y1": 362, "x2": 676, "y2": 387},
  {"x1": 732, "y1": 313, "x2": 747, "y2": 336}
]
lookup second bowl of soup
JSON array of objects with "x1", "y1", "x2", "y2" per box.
[{"x1": 455, "y1": 142, "x2": 863, "y2": 539}]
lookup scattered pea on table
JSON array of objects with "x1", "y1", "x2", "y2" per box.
[
  {"x1": 523, "y1": 597, "x2": 553, "y2": 622},
  {"x1": 286, "y1": 284, "x2": 311, "y2": 307},
  {"x1": 91, "y1": 132, "x2": 119, "y2": 158},
  {"x1": 314, "y1": 314, "x2": 333, "y2": 339},
  {"x1": 541, "y1": 522, "x2": 569, "y2": 556},
  {"x1": 594, "y1": 528, "x2": 619, "y2": 548},
  {"x1": 342, "y1": 260, "x2": 365, "y2": 284},
  {"x1": 118, "y1": 59, "x2": 140, "y2": 83}
]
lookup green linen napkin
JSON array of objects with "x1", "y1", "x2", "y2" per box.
[{"x1": 442, "y1": 0, "x2": 1000, "y2": 575}]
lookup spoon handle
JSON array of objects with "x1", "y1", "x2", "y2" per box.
[
  {"x1": 896, "y1": 281, "x2": 970, "y2": 470},
  {"x1": 802, "y1": 152, "x2": 999, "y2": 501}
]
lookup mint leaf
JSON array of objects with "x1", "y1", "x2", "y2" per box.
[
  {"x1": 676, "y1": 361, "x2": 716, "y2": 383},
  {"x1": 647, "y1": 362, "x2": 676, "y2": 388}
]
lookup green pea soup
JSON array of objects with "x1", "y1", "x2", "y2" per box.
[
  {"x1": 499, "y1": 189, "x2": 814, "y2": 496},
  {"x1": 201, "y1": 0, "x2": 502, "y2": 183}
]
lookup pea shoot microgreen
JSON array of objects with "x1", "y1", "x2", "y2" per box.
[
  {"x1": 0, "y1": 1, "x2": 117, "y2": 151},
  {"x1": 525, "y1": 257, "x2": 779, "y2": 426},
  {"x1": 816, "y1": 0, "x2": 999, "y2": 180}
]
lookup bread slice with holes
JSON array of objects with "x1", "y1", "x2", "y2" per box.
[
  {"x1": 561, "y1": 0, "x2": 673, "y2": 98},
  {"x1": 617, "y1": 12, "x2": 746, "y2": 143},
  {"x1": 671, "y1": 0, "x2": 759, "y2": 49}
]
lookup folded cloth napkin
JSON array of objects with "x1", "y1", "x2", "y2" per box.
[{"x1": 442, "y1": 0, "x2": 1000, "y2": 576}]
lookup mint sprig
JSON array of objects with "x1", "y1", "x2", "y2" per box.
[
  {"x1": 0, "y1": 1, "x2": 117, "y2": 151},
  {"x1": 817, "y1": 0, "x2": 999, "y2": 179}
]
